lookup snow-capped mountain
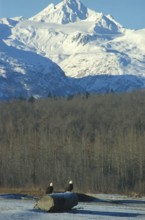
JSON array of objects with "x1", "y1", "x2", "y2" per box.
[
  {"x1": 0, "y1": 0, "x2": 145, "y2": 99},
  {"x1": 30, "y1": 0, "x2": 88, "y2": 24}
]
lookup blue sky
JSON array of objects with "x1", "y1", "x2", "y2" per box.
[{"x1": 0, "y1": 0, "x2": 145, "y2": 29}]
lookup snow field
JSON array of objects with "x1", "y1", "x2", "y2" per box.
[{"x1": 0, "y1": 194, "x2": 145, "y2": 220}]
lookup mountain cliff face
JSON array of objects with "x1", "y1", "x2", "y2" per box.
[{"x1": 0, "y1": 0, "x2": 145, "y2": 99}]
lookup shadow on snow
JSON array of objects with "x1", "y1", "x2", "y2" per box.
[{"x1": 70, "y1": 209, "x2": 144, "y2": 218}]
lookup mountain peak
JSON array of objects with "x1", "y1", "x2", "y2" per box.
[{"x1": 30, "y1": 0, "x2": 88, "y2": 24}]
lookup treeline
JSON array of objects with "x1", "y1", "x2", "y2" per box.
[{"x1": 0, "y1": 91, "x2": 145, "y2": 194}]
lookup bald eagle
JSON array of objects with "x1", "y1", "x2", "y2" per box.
[
  {"x1": 65, "y1": 180, "x2": 73, "y2": 192},
  {"x1": 46, "y1": 182, "x2": 53, "y2": 194}
]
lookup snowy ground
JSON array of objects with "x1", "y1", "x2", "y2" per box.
[{"x1": 0, "y1": 194, "x2": 145, "y2": 220}]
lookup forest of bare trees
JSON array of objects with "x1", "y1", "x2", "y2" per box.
[{"x1": 0, "y1": 91, "x2": 145, "y2": 194}]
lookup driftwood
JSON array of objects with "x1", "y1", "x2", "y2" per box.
[{"x1": 35, "y1": 192, "x2": 78, "y2": 212}]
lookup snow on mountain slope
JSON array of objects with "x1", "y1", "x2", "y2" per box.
[
  {"x1": 76, "y1": 74, "x2": 145, "y2": 94},
  {"x1": 0, "y1": 17, "x2": 24, "y2": 39},
  {"x1": 88, "y1": 14, "x2": 124, "y2": 34},
  {"x1": 0, "y1": 0, "x2": 145, "y2": 99},
  {"x1": 0, "y1": 38, "x2": 80, "y2": 100},
  {"x1": 0, "y1": 17, "x2": 25, "y2": 27},
  {"x1": 60, "y1": 29, "x2": 145, "y2": 78}
]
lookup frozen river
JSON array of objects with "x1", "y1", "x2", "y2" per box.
[{"x1": 0, "y1": 194, "x2": 145, "y2": 220}]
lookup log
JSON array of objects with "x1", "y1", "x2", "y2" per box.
[{"x1": 35, "y1": 192, "x2": 78, "y2": 212}]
